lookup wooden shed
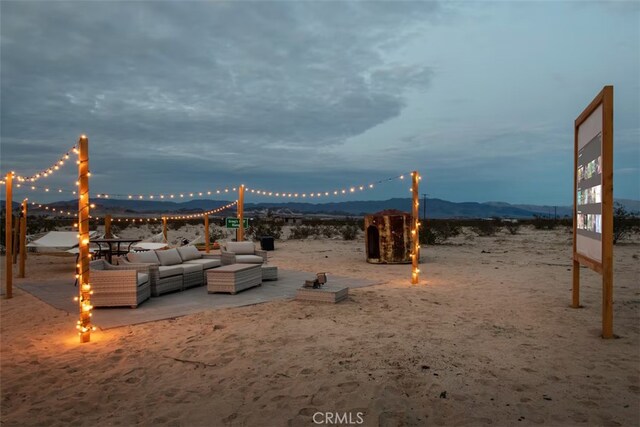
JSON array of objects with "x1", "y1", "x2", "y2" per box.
[{"x1": 364, "y1": 209, "x2": 412, "y2": 264}]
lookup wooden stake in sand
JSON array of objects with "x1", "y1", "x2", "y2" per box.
[
  {"x1": 237, "y1": 185, "x2": 245, "y2": 242},
  {"x1": 162, "y1": 217, "x2": 168, "y2": 243},
  {"x1": 4, "y1": 172, "x2": 13, "y2": 298},
  {"x1": 18, "y1": 200, "x2": 27, "y2": 278},
  {"x1": 411, "y1": 171, "x2": 420, "y2": 284},
  {"x1": 573, "y1": 86, "x2": 614, "y2": 339},
  {"x1": 104, "y1": 214, "x2": 112, "y2": 239},
  {"x1": 204, "y1": 214, "x2": 210, "y2": 253},
  {"x1": 77, "y1": 135, "x2": 93, "y2": 343}
]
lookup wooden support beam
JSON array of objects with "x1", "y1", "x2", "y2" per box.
[
  {"x1": 12, "y1": 214, "x2": 19, "y2": 264},
  {"x1": 77, "y1": 135, "x2": 92, "y2": 343},
  {"x1": 237, "y1": 185, "x2": 245, "y2": 242},
  {"x1": 4, "y1": 173, "x2": 13, "y2": 298},
  {"x1": 162, "y1": 217, "x2": 168, "y2": 243},
  {"x1": 411, "y1": 171, "x2": 420, "y2": 284},
  {"x1": 204, "y1": 215, "x2": 210, "y2": 253},
  {"x1": 18, "y1": 200, "x2": 27, "y2": 278},
  {"x1": 104, "y1": 214, "x2": 112, "y2": 238}
]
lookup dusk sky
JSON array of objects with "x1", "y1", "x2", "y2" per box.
[{"x1": 1, "y1": 1, "x2": 638, "y2": 205}]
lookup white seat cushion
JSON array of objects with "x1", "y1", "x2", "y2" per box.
[
  {"x1": 225, "y1": 242, "x2": 256, "y2": 255},
  {"x1": 177, "y1": 246, "x2": 202, "y2": 261},
  {"x1": 184, "y1": 259, "x2": 221, "y2": 269},
  {"x1": 128, "y1": 251, "x2": 160, "y2": 264},
  {"x1": 158, "y1": 266, "x2": 183, "y2": 278},
  {"x1": 176, "y1": 263, "x2": 203, "y2": 274},
  {"x1": 137, "y1": 273, "x2": 149, "y2": 285},
  {"x1": 156, "y1": 248, "x2": 183, "y2": 266},
  {"x1": 235, "y1": 255, "x2": 264, "y2": 264}
]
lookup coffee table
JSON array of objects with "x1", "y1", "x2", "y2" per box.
[{"x1": 207, "y1": 264, "x2": 262, "y2": 294}]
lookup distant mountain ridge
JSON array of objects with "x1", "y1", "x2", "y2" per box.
[{"x1": 6, "y1": 197, "x2": 639, "y2": 219}]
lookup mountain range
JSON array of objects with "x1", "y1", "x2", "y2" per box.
[{"x1": 8, "y1": 197, "x2": 640, "y2": 219}]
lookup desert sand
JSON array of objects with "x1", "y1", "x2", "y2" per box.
[{"x1": 1, "y1": 225, "x2": 639, "y2": 426}]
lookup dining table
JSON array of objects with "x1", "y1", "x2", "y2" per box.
[{"x1": 90, "y1": 238, "x2": 142, "y2": 264}]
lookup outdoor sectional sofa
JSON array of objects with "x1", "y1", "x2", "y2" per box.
[
  {"x1": 221, "y1": 242, "x2": 267, "y2": 265},
  {"x1": 117, "y1": 246, "x2": 221, "y2": 296},
  {"x1": 89, "y1": 259, "x2": 151, "y2": 308}
]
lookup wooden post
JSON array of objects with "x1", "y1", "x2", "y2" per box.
[
  {"x1": 204, "y1": 214, "x2": 210, "y2": 253},
  {"x1": 104, "y1": 214, "x2": 112, "y2": 238},
  {"x1": 4, "y1": 172, "x2": 13, "y2": 298},
  {"x1": 162, "y1": 217, "x2": 168, "y2": 243},
  {"x1": 601, "y1": 86, "x2": 614, "y2": 339},
  {"x1": 77, "y1": 135, "x2": 92, "y2": 343},
  {"x1": 18, "y1": 200, "x2": 27, "y2": 278},
  {"x1": 572, "y1": 116, "x2": 580, "y2": 309},
  {"x1": 12, "y1": 214, "x2": 19, "y2": 264},
  {"x1": 237, "y1": 185, "x2": 245, "y2": 242},
  {"x1": 411, "y1": 171, "x2": 420, "y2": 284}
]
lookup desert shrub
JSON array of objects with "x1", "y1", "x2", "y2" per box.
[
  {"x1": 209, "y1": 226, "x2": 227, "y2": 243},
  {"x1": 419, "y1": 221, "x2": 461, "y2": 245},
  {"x1": 247, "y1": 221, "x2": 283, "y2": 241},
  {"x1": 340, "y1": 225, "x2": 359, "y2": 240},
  {"x1": 614, "y1": 203, "x2": 640, "y2": 244},
  {"x1": 471, "y1": 219, "x2": 501, "y2": 236},
  {"x1": 504, "y1": 221, "x2": 521, "y2": 235},
  {"x1": 320, "y1": 225, "x2": 337, "y2": 238},
  {"x1": 532, "y1": 214, "x2": 557, "y2": 230},
  {"x1": 288, "y1": 225, "x2": 315, "y2": 240}
]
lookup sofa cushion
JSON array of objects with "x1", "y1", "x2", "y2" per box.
[
  {"x1": 128, "y1": 251, "x2": 160, "y2": 264},
  {"x1": 137, "y1": 273, "x2": 149, "y2": 286},
  {"x1": 158, "y1": 266, "x2": 183, "y2": 278},
  {"x1": 177, "y1": 245, "x2": 202, "y2": 261},
  {"x1": 225, "y1": 241, "x2": 256, "y2": 255},
  {"x1": 235, "y1": 255, "x2": 264, "y2": 264},
  {"x1": 184, "y1": 259, "x2": 221, "y2": 270},
  {"x1": 155, "y1": 248, "x2": 183, "y2": 266},
  {"x1": 175, "y1": 263, "x2": 202, "y2": 274}
]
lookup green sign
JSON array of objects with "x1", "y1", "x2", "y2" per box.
[{"x1": 225, "y1": 218, "x2": 249, "y2": 229}]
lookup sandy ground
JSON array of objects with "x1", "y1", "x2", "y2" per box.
[{"x1": 1, "y1": 226, "x2": 639, "y2": 427}]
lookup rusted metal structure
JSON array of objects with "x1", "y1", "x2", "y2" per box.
[{"x1": 364, "y1": 209, "x2": 412, "y2": 264}]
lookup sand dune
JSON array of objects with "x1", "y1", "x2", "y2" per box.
[{"x1": 1, "y1": 226, "x2": 639, "y2": 426}]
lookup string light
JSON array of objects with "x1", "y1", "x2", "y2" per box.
[
  {"x1": 95, "y1": 186, "x2": 234, "y2": 200},
  {"x1": 165, "y1": 201, "x2": 238, "y2": 220},
  {"x1": 243, "y1": 172, "x2": 409, "y2": 199},
  {"x1": 3, "y1": 145, "x2": 77, "y2": 184}
]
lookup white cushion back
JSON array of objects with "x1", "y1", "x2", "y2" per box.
[
  {"x1": 128, "y1": 251, "x2": 160, "y2": 264},
  {"x1": 177, "y1": 245, "x2": 202, "y2": 261},
  {"x1": 155, "y1": 248, "x2": 183, "y2": 266},
  {"x1": 225, "y1": 241, "x2": 255, "y2": 255}
]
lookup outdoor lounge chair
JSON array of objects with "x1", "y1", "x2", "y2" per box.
[
  {"x1": 221, "y1": 242, "x2": 267, "y2": 265},
  {"x1": 89, "y1": 259, "x2": 151, "y2": 308}
]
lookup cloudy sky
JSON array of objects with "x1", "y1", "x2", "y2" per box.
[{"x1": 1, "y1": 1, "x2": 638, "y2": 205}]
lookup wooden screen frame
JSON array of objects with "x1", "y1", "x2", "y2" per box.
[{"x1": 572, "y1": 85, "x2": 614, "y2": 338}]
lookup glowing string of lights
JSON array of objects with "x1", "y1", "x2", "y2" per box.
[
  {"x1": 243, "y1": 172, "x2": 411, "y2": 199},
  {"x1": 1, "y1": 145, "x2": 78, "y2": 184},
  {"x1": 96, "y1": 187, "x2": 237, "y2": 200},
  {"x1": 164, "y1": 201, "x2": 238, "y2": 220}
]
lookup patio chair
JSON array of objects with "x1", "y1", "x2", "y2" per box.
[
  {"x1": 221, "y1": 241, "x2": 267, "y2": 265},
  {"x1": 89, "y1": 259, "x2": 151, "y2": 308}
]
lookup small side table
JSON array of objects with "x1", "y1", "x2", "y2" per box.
[{"x1": 262, "y1": 265, "x2": 278, "y2": 281}]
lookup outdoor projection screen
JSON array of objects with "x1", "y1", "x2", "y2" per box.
[
  {"x1": 572, "y1": 85, "x2": 614, "y2": 339},
  {"x1": 576, "y1": 104, "x2": 604, "y2": 262}
]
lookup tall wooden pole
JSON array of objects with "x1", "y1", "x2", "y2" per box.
[
  {"x1": 411, "y1": 171, "x2": 420, "y2": 284},
  {"x1": 18, "y1": 200, "x2": 27, "y2": 278},
  {"x1": 77, "y1": 135, "x2": 92, "y2": 343},
  {"x1": 237, "y1": 185, "x2": 245, "y2": 242},
  {"x1": 12, "y1": 214, "x2": 19, "y2": 264},
  {"x1": 162, "y1": 217, "x2": 168, "y2": 243},
  {"x1": 4, "y1": 173, "x2": 13, "y2": 298},
  {"x1": 204, "y1": 214, "x2": 210, "y2": 253},
  {"x1": 104, "y1": 214, "x2": 112, "y2": 238},
  {"x1": 601, "y1": 86, "x2": 614, "y2": 339}
]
